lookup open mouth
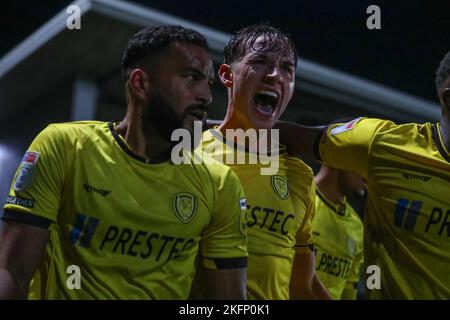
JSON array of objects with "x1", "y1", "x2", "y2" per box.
[{"x1": 253, "y1": 90, "x2": 279, "y2": 117}]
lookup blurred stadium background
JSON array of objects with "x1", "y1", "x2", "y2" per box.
[{"x1": 0, "y1": 0, "x2": 449, "y2": 225}]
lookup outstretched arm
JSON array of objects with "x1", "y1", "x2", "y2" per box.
[
  {"x1": 206, "y1": 119, "x2": 325, "y2": 160},
  {"x1": 274, "y1": 121, "x2": 326, "y2": 161}
]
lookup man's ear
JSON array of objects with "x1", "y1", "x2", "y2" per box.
[
  {"x1": 127, "y1": 69, "x2": 150, "y2": 101},
  {"x1": 218, "y1": 64, "x2": 233, "y2": 88},
  {"x1": 442, "y1": 88, "x2": 450, "y2": 110}
]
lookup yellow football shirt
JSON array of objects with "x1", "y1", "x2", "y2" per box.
[
  {"x1": 312, "y1": 190, "x2": 364, "y2": 300},
  {"x1": 200, "y1": 128, "x2": 315, "y2": 300},
  {"x1": 3, "y1": 121, "x2": 247, "y2": 299},
  {"x1": 318, "y1": 118, "x2": 450, "y2": 299}
]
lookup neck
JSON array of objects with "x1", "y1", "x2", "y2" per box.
[
  {"x1": 218, "y1": 102, "x2": 253, "y2": 133},
  {"x1": 218, "y1": 113, "x2": 275, "y2": 153},
  {"x1": 117, "y1": 103, "x2": 172, "y2": 163},
  {"x1": 440, "y1": 118, "x2": 450, "y2": 151},
  {"x1": 315, "y1": 168, "x2": 345, "y2": 205},
  {"x1": 218, "y1": 98, "x2": 276, "y2": 152}
]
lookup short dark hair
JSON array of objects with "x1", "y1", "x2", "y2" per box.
[
  {"x1": 121, "y1": 25, "x2": 209, "y2": 81},
  {"x1": 223, "y1": 22, "x2": 298, "y2": 67},
  {"x1": 435, "y1": 51, "x2": 450, "y2": 92}
]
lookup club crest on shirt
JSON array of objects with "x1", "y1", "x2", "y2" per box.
[
  {"x1": 14, "y1": 151, "x2": 40, "y2": 192},
  {"x1": 271, "y1": 175, "x2": 290, "y2": 200},
  {"x1": 173, "y1": 192, "x2": 198, "y2": 223}
]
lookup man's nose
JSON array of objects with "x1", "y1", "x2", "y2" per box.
[
  {"x1": 196, "y1": 86, "x2": 213, "y2": 106},
  {"x1": 265, "y1": 66, "x2": 282, "y2": 83}
]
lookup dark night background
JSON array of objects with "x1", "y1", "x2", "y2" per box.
[{"x1": 1, "y1": 0, "x2": 450, "y2": 102}]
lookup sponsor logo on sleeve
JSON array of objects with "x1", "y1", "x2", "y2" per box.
[
  {"x1": 330, "y1": 117, "x2": 363, "y2": 136},
  {"x1": 14, "y1": 151, "x2": 40, "y2": 192},
  {"x1": 6, "y1": 195, "x2": 35, "y2": 208}
]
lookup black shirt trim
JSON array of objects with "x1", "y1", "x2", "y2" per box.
[
  {"x1": 316, "y1": 190, "x2": 346, "y2": 216},
  {"x1": 109, "y1": 121, "x2": 149, "y2": 163},
  {"x1": 211, "y1": 257, "x2": 247, "y2": 269},
  {"x1": 108, "y1": 122, "x2": 171, "y2": 164},
  {"x1": 2, "y1": 209, "x2": 52, "y2": 229},
  {"x1": 432, "y1": 123, "x2": 450, "y2": 163}
]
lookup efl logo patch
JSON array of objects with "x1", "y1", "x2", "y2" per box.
[
  {"x1": 330, "y1": 117, "x2": 363, "y2": 136},
  {"x1": 240, "y1": 198, "x2": 247, "y2": 210},
  {"x1": 239, "y1": 198, "x2": 248, "y2": 237},
  {"x1": 14, "y1": 151, "x2": 40, "y2": 192},
  {"x1": 172, "y1": 192, "x2": 198, "y2": 223}
]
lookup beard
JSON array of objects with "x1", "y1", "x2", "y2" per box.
[
  {"x1": 144, "y1": 89, "x2": 183, "y2": 141},
  {"x1": 143, "y1": 89, "x2": 207, "y2": 146}
]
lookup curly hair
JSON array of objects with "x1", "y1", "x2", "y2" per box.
[
  {"x1": 223, "y1": 22, "x2": 298, "y2": 67},
  {"x1": 435, "y1": 51, "x2": 450, "y2": 92},
  {"x1": 121, "y1": 25, "x2": 209, "y2": 81}
]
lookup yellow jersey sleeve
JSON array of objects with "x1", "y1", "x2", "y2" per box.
[
  {"x1": 318, "y1": 118, "x2": 394, "y2": 176},
  {"x1": 4, "y1": 124, "x2": 72, "y2": 227},
  {"x1": 201, "y1": 168, "x2": 248, "y2": 269},
  {"x1": 294, "y1": 179, "x2": 315, "y2": 254}
]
